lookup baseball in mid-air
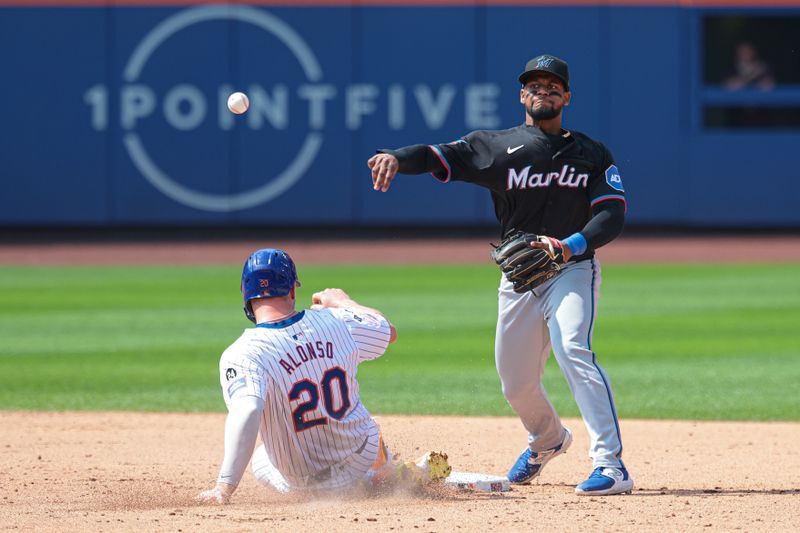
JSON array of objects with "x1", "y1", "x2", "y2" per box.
[{"x1": 227, "y1": 92, "x2": 250, "y2": 114}]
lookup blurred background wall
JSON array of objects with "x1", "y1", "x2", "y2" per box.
[{"x1": 1, "y1": 0, "x2": 798, "y2": 229}]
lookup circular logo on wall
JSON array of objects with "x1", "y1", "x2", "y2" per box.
[{"x1": 122, "y1": 5, "x2": 323, "y2": 212}]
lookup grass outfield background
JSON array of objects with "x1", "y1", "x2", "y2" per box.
[{"x1": 0, "y1": 263, "x2": 798, "y2": 420}]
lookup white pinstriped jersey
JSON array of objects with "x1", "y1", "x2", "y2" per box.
[{"x1": 218, "y1": 307, "x2": 391, "y2": 491}]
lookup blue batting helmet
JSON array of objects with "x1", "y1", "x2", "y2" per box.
[{"x1": 241, "y1": 249, "x2": 300, "y2": 323}]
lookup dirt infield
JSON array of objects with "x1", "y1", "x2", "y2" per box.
[
  {"x1": 1, "y1": 412, "x2": 798, "y2": 532},
  {"x1": 1, "y1": 235, "x2": 800, "y2": 265},
  {"x1": 2, "y1": 236, "x2": 798, "y2": 531}
]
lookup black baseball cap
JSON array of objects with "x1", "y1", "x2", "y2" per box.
[{"x1": 519, "y1": 55, "x2": 570, "y2": 91}]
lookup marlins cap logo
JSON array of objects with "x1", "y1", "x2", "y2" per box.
[{"x1": 536, "y1": 57, "x2": 554, "y2": 68}]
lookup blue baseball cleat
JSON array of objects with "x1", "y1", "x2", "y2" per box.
[
  {"x1": 575, "y1": 463, "x2": 634, "y2": 495},
  {"x1": 507, "y1": 428, "x2": 572, "y2": 484}
]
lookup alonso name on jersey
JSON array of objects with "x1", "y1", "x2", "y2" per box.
[{"x1": 278, "y1": 340, "x2": 335, "y2": 375}]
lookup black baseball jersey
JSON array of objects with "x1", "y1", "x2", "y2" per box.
[{"x1": 428, "y1": 125, "x2": 626, "y2": 259}]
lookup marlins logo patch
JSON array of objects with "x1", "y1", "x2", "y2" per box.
[{"x1": 605, "y1": 165, "x2": 624, "y2": 192}]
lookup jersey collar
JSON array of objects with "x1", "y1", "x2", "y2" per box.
[
  {"x1": 256, "y1": 310, "x2": 305, "y2": 329},
  {"x1": 523, "y1": 125, "x2": 579, "y2": 159}
]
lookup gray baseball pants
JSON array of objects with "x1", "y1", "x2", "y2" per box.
[{"x1": 495, "y1": 258, "x2": 624, "y2": 468}]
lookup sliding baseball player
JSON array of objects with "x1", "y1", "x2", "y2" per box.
[{"x1": 197, "y1": 248, "x2": 450, "y2": 502}]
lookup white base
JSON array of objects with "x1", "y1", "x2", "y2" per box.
[{"x1": 444, "y1": 471, "x2": 511, "y2": 492}]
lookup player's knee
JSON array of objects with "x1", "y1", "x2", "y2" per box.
[
  {"x1": 501, "y1": 380, "x2": 539, "y2": 406},
  {"x1": 553, "y1": 340, "x2": 592, "y2": 360}
]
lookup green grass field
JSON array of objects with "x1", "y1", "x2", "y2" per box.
[{"x1": 1, "y1": 263, "x2": 798, "y2": 420}]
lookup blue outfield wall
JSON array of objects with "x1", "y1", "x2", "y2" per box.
[{"x1": 0, "y1": 3, "x2": 798, "y2": 228}]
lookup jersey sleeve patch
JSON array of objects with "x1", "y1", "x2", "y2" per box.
[
  {"x1": 332, "y1": 308, "x2": 391, "y2": 362},
  {"x1": 349, "y1": 311, "x2": 382, "y2": 328},
  {"x1": 226, "y1": 376, "x2": 248, "y2": 399},
  {"x1": 605, "y1": 164, "x2": 624, "y2": 192},
  {"x1": 219, "y1": 343, "x2": 267, "y2": 404}
]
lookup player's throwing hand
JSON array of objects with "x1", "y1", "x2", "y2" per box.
[{"x1": 367, "y1": 153, "x2": 399, "y2": 192}]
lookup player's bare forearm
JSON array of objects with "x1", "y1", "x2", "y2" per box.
[
  {"x1": 311, "y1": 288, "x2": 360, "y2": 310},
  {"x1": 311, "y1": 288, "x2": 398, "y2": 342},
  {"x1": 311, "y1": 288, "x2": 384, "y2": 316}
]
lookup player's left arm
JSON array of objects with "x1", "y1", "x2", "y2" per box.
[
  {"x1": 536, "y1": 144, "x2": 626, "y2": 260},
  {"x1": 562, "y1": 201, "x2": 625, "y2": 258}
]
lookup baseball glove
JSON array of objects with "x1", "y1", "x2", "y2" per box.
[{"x1": 490, "y1": 232, "x2": 566, "y2": 293}]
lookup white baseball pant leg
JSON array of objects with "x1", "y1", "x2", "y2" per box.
[{"x1": 251, "y1": 443, "x2": 291, "y2": 493}]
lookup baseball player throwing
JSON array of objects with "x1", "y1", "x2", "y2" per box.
[
  {"x1": 197, "y1": 249, "x2": 450, "y2": 503},
  {"x1": 368, "y1": 55, "x2": 633, "y2": 495}
]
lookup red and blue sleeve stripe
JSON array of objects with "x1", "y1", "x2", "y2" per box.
[
  {"x1": 428, "y1": 145, "x2": 451, "y2": 183},
  {"x1": 591, "y1": 194, "x2": 626, "y2": 212}
]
